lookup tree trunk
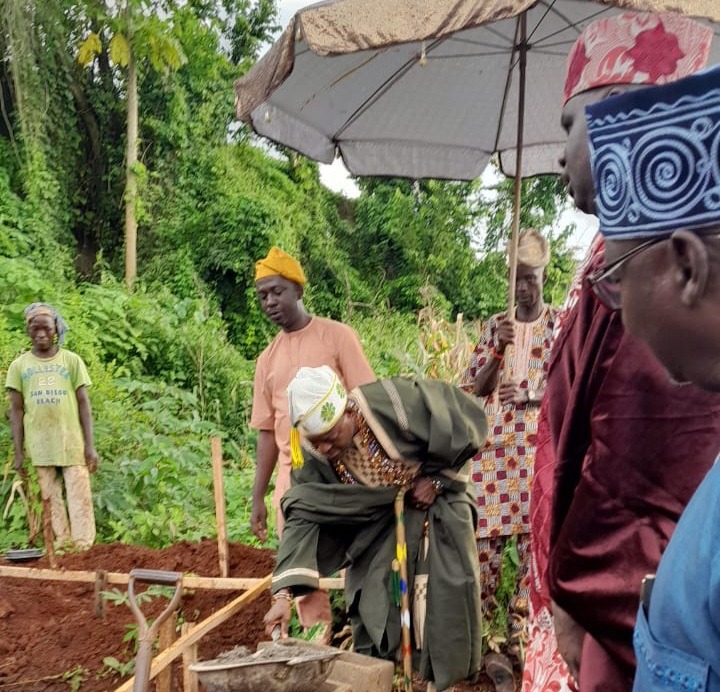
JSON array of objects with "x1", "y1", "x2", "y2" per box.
[{"x1": 124, "y1": 39, "x2": 138, "y2": 290}]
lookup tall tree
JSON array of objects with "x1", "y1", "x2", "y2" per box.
[
  {"x1": 346, "y1": 178, "x2": 484, "y2": 316},
  {"x1": 78, "y1": 0, "x2": 186, "y2": 289}
]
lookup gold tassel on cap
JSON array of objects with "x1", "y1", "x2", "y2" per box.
[{"x1": 290, "y1": 427, "x2": 304, "y2": 469}]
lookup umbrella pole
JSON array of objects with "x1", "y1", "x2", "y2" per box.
[{"x1": 505, "y1": 12, "x2": 527, "y2": 381}]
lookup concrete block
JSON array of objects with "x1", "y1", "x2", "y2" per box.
[
  {"x1": 256, "y1": 639, "x2": 394, "y2": 691},
  {"x1": 317, "y1": 680, "x2": 353, "y2": 692},
  {"x1": 327, "y1": 650, "x2": 395, "y2": 692}
]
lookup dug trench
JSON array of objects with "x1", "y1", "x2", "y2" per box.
[
  {"x1": 0, "y1": 540, "x2": 274, "y2": 691},
  {"x1": 0, "y1": 539, "x2": 499, "y2": 691}
]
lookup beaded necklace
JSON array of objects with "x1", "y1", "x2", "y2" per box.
[
  {"x1": 330, "y1": 451, "x2": 358, "y2": 485},
  {"x1": 329, "y1": 400, "x2": 418, "y2": 487}
]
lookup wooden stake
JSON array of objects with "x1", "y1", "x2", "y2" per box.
[
  {"x1": 156, "y1": 614, "x2": 177, "y2": 692},
  {"x1": 94, "y1": 569, "x2": 108, "y2": 620},
  {"x1": 211, "y1": 437, "x2": 229, "y2": 578},
  {"x1": 114, "y1": 574, "x2": 272, "y2": 691},
  {"x1": 181, "y1": 622, "x2": 198, "y2": 692},
  {"x1": 41, "y1": 498, "x2": 57, "y2": 569}
]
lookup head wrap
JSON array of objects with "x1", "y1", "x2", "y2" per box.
[
  {"x1": 586, "y1": 64, "x2": 720, "y2": 241},
  {"x1": 24, "y1": 303, "x2": 68, "y2": 345},
  {"x1": 563, "y1": 12, "x2": 712, "y2": 105},
  {"x1": 254, "y1": 246, "x2": 307, "y2": 286},
  {"x1": 517, "y1": 229, "x2": 550, "y2": 268},
  {"x1": 287, "y1": 365, "x2": 347, "y2": 467}
]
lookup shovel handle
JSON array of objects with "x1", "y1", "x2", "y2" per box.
[
  {"x1": 130, "y1": 568, "x2": 183, "y2": 585},
  {"x1": 128, "y1": 569, "x2": 184, "y2": 636},
  {"x1": 128, "y1": 569, "x2": 184, "y2": 692}
]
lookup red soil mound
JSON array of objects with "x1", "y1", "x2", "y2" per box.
[{"x1": 0, "y1": 539, "x2": 275, "y2": 691}]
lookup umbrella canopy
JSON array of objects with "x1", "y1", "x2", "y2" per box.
[{"x1": 235, "y1": 0, "x2": 720, "y2": 181}]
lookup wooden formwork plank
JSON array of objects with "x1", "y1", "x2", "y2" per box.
[{"x1": 0, "y1": 566, "x2": 343, "y2": 590}]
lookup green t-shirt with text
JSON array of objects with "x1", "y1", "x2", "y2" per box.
[{"x1": 5, "y1": 349, "x2": 92, "y2": 467}]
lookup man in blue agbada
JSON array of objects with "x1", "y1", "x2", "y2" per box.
[
  {"x1": 586, "y1": 64, "x2": 720, "y2": 690},
  {"x1": 262, "y1": 365, "x2": 485, "y2": 691}
]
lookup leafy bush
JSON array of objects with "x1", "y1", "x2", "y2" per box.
[{"x1": 0, "y1": 0, "x2": 577, "y2": 555}]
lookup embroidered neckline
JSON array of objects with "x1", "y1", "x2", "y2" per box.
[{"x1": 329, "y1": 400, "x2": 418, "y2": 487}]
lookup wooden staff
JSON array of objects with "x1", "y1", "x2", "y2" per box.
[
  {"x1": 0, "y1": 565, "x2": 344, "y2": 591},
  {"x1": 156, "y1": 615, "x2": 177, "y2": 692},
  {"x1": 211, "y1": 437, "x2": 229, "y2": 578},
  {"x1": 94, "y1": 569, "x2": 108, "y2": 620},
  {"x1": 394, "y1": 489, "x2": 413, "y2": 692}
]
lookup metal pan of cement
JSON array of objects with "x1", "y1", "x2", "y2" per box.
[{"x1": 5, "y1": 548, "x2": 45, "y2": 562}]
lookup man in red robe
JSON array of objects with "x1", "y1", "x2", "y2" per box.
[{"x1": 522, "y1": 12, "x2": 720, "y2": 692}]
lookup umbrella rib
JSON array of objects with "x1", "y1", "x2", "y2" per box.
[
  {"x1": 526, "y1": 49, "x2": 575, "y2": 57},
  {"x1": 328, "y1": 52, "x2": 383, "y2": 88},
  {"x1": 430, "y1": 31, "x2": 515, "y2": 57},
  {"x1": 450, "y1": 23, "x2": 516, "y2": 46},
  {"x1": 445, "y1": 36, "x2": 515, "y2": 51},
  {"x1": 429, "y1": 51, "x2": 519, "y2": 59},
  {"x1": 333, "y1": 37, "x2": 448, "y2": 139},
  {"x1": 532, "y1": 38, "x2": 581, "y2": 49},
  {"x1": 340, "y1": 137, "x2": 493, "y2": 151},
  {"x1": 530, "y1": 1, "x2": 612, "y2": 46},
  {"x1": 476, "y1": 22, "x2": 518, "y2": 45},
  {"x1": 492, "y1": 16, "x2": 521, "y2": 155},
  {"x1": 525, "y1": 0, "x2": 556, "y2": 44},
  {"x1": 314, "y1": 20, "x2": 519, "y2": 139}
]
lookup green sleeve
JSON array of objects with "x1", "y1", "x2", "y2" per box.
[{"x1": 68, "y1": 351, "x2": 92, "y2": 390}]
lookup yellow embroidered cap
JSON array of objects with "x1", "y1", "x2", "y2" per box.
[{"x1": 255, "y1": 246, "x2": 307, "y2": 285}]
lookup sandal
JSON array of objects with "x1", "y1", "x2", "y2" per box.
[{"x1": 485, "y1": 652, "x2": 516, "y2": 692}]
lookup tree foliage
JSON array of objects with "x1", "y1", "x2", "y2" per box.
[{"x1": 0, "y1": 0, "x2": 578, "y2": 550}]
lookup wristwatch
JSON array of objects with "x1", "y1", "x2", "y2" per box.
[{"x1": 527, "y1": 389, "x2": 536, "y2": 404}]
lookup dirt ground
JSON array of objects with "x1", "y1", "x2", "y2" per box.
[
  {"x1": 0, "y1": 540, "x2": 275, "y2": 691},
  {"x1": 0, "y1": 540, "x2": 501, "y2": 691}
]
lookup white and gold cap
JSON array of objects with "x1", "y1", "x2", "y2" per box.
[{"x1": 287, "y1": 366, "x2": 347, "y2": 467}]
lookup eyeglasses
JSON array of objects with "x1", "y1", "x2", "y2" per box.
[
  {"x1": 587, "y1": 237, "x2": 666, "y2": 311},
  {"x1": 588, "y1": 231, "x2": 720, "y2": 311}
]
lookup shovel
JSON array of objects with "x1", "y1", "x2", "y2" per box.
[{"x1": 127, "y1": 568, "x2": 183, "y2": 692}]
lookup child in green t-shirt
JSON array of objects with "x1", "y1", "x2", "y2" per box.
[{"x1": 6, "y1": 303, "x2": 98, "y2": 549}]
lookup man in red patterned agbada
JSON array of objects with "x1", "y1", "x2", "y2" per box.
[
  {"x1": 522, "y1": 11, "x2": 718, "y2": 692},
  {"x1": 463, "y1": 229, "x2": 557, "y2": 692}
]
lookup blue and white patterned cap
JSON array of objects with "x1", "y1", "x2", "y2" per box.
[{"x1": 586, "y1": 64, "x2": 720, "y2": 240}]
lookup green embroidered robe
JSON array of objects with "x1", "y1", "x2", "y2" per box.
[{"x1": 273, "y1": 378, "x2": 487, "y2": 689}]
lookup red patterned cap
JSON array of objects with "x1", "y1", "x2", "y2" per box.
[{"x1": 564, "y1": 12, "x2": 712, "y2": 105}]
